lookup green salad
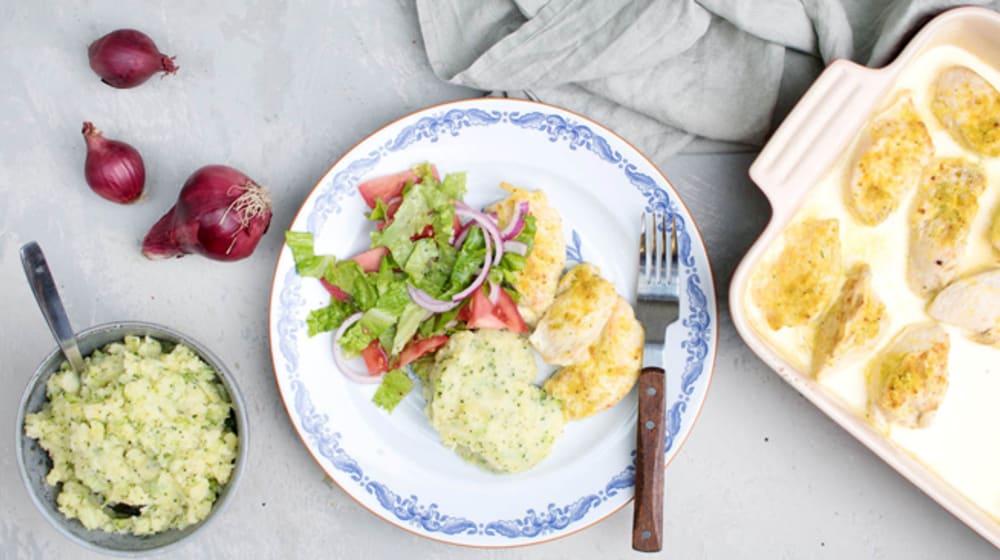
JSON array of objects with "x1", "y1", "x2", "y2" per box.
[{"x1": 287, "y1": 162, "x2": 538, "y2": 411}]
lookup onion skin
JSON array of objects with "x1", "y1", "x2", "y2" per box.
[
  {"x1": 142, "y1": 165, "x2": 272, "y2": 262},
  {"x1": 82, "y1": 121, "x2": 145, "y2": 204},
  {"x1": 88, "y1": 29, "x2": 177, "y2": 88}
]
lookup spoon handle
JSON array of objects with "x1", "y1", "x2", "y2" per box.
[{"x1": 20, "y1": 242, "x2": 85, "y2": 374}]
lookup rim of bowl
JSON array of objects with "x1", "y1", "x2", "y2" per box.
[{"x1": 15, "y1": 320, "x2": 249, "y2": 557}]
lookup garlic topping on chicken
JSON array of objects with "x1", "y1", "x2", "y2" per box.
[
  {"x1": 931, "y1": 66, "x2": 1000, "y2": 157},
  {"x1": 908, "y1": 158, "x2": 986, "y2": 296},
  {"x1": 529, "y1": 263, "x2": 617, "y2": 366},
  {"x1": 753, "y1": 218, "x2": 843, "y2": 329},
  {"x1": 848, "y1": 94, "x2": 934, "y2": 225},
  {"x1": 543, "y1": 295, "x2": 644, "y2": 420},
  {"x1": 811, "y1": 263, "x2": 889, "y2": 377},
  {"x1": 867, "y1": 323, "x2": 950, "y2": 429}
]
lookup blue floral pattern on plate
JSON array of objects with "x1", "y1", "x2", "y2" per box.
[{"x1": 273, "y1": 100, "x2": 715, "y2": 543}]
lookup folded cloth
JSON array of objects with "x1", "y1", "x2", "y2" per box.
[{"x1": 416, "y1": 0, "x2": 999, "y2": 159}]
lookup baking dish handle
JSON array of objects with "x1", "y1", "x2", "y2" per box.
[{"x1": 749, "y1": 60, "x2": 892, "y2": 211}]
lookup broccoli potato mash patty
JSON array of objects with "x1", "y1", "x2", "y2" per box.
[
  {"x1": 423, "y1": 330, "x2": 563, "y2": 473},
  {"x1": 24, "y1": 336, "x2": 238, "y2": 535}
]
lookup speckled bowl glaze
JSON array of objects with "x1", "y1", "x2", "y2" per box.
[
  {"x1": 730, "y1": 6, "x2": 1000, "y2": 550},
  {"x1": 16, "y1": 321, "x2": 249, "y2": 557}
]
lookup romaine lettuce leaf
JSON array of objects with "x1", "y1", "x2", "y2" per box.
[
  {"x1": 418, "y1": 304, "x2": 462, "y2": 339},
  {"x1": 445, "y1": 227, "x2": 486, "y2": 296},
  {"x1": 285, "y1": 231, "x2": 336, "y2": 278},
  {"x1": 375, "y1": 282, "x2": 411, "y2": 317},
  {"x1": 305, "y1": 299, "x2": 356, "y2": 337},
  {"x1": 404, "y1": 238, "x2": 457, "y2": 297},
  {"x1": 368, "y1": 197, "x2": 391, "y2": 221},
  {"x1": 412, "y1": 162, "x2": 438, "y2": 184},
  {"x1": 513, "y1": 214, "x2": 537, "y2": 252},
  {"x1": 372, "y1": 369, "x2": 413, "y2": 412},
  {"x1": 392, "y1": 302, "x2": 426, "y2": 355},
  {"x1": 439, "y1": 172, "x2": 466, "y2": 201},
  {"x1": 324, "y1": 260, "x2": 377, "y2": 310},
  {"x1": 499, "y1": 252, "x2": 525, "y2": 272},
  {"x1": 338, "y1": 321, "x2": 376, "y2": 357},
  {"x1": 378, "y1": 325, "x2": 396, "y2": 352},
  {"x1": 370, "y1": 183, "x2": 433, "y2": 264},
  {"x1": 359, "y1": 307, "x2": 396, "y2": 338}
]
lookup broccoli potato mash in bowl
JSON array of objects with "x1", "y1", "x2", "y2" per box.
[{"x1": 16, "y1": 321, "x2": 248, "y2": 556}]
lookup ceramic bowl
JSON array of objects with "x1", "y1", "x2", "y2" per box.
[
  {"x1": 15, "y1": 321, "x2": 249, "y2": 556},
  {"x1": 730, "y1": 6, "x2": 1000, "y2": 550}
]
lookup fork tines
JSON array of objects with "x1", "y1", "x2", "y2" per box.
[{"x1": 639, "y1": 212, "x2": 679, "y2": 297}]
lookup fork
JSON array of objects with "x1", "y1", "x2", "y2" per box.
[{"x1": 631, "y1": 211, "x2": 680, "y2": 553}]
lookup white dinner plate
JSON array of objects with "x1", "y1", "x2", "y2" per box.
[{"x1": 268, "y1": 98, "x2": 718, "y2": 547}]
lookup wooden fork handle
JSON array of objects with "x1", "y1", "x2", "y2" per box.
[{"x1": 632, "y1": 366, "x2": 665, "y2": 552}]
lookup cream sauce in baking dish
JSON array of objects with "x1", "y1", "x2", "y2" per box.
[{"x1": 746, "y1": 45, "x2": 1000, "y2": 520}]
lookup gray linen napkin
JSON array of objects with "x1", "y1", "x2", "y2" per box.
[{"x1": 416, "y1": 0, "x2": 999, "y2": 159}]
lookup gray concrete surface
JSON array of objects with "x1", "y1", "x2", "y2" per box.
[{"x1": 1, "y1": 2, "x2": 997, "y2": 558}]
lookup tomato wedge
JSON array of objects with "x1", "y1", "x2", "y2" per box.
[
  {"x1": 357, "y1": 165, "x2": 439, "y2": 209},
  {"x1": 459, "y1": 287, "x2": 528, "y2": 333},
  {"x1": 456, "y1": 298, "x2": 472, "y2": 323},
  {"x1": 467, "y1": 287, "x2": 506, "y2": 329},
  {"x1": 397, "y1": 335, "x2": 449, "y2": 368},
  {"x1": 492, "y1": 289, "x2": 527, "y2": 333},
  {"x1": 320, "y1": 278, "x2": 350, "y2": 301},
  {"x1": 361, "y1": 341, "x2": 390, "y2": 376},
  {"x1": 358, "y1": 170, "x2": 418, "y2": 209},
  {"x1": 351, "y1": 246, "x2": 389, "y2": 273}
]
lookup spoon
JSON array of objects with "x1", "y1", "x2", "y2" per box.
[
  {"x1": 20, "y1": 241, "x2": 145, "y2": 518},
  {"x1": 20, "y1": 241, "x2": 86, "y2": 375}
]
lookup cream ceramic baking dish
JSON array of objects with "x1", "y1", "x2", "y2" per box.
[{"x1": 730, "y1": 6, "x2": 1000, "y2": 549}]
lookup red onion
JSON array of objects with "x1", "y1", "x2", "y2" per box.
[
  {"x1": 500, "y1": 201, "x2": 530, "y2": 240},
  {"x1": 142, "y1": 165, "x2": 272, "y2": 261},
  {"x1": 333, "y1": 313, "x2": 382, "y2": 384},
  {"x1": 455, "y1": 203, "x2": 504, "y2": 265},
  {"x1": 503, "y1": 240, "x2": 528, "y2": 256},
  {"x1": 88, "y1": 29, "x2": 177, "y2": 88},
  {"x1": 488, "y1": 280, "x2": 500, "y2": 305},
  {"x1": 407, "y1": 285, "x2": 461, "y2": 313},
  {"x1": 81, "y1": 121, "x2": 145, "y2": 204},
  {"x1": 451, "y1": 226, "x2": 494, "y2": 302},
  {"x1": 452, "y1": 220, "x2": 473, "y2": 248}
]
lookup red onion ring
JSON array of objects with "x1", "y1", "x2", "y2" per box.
[
  {"x1": 408, "y1": 284, "x2": 461, "y2": 313},
  {"x1": 452, "y1": 220, "x2": 473, "y2": 248},
  {"x1": 500, "y1": 201, "x2": 530, "y2": 241},
  {"x1": 488, "y1": 280, "x2": 500, "y2": 305},
  {"x1": 333, "y1": 312, "x2": 382, "y2": 384},
  {"x1": 455, "y1": 203, "x2": 504, "y2": 266},
  {"x1": 451, "y1": 226, "x2": 493, "y2": 301},
  {"x1": 503, "y1": 240, "x2": 528, "y2": 256},
  {"x1": 383, "y1": 195, "x2": 402, "y2": 222}
]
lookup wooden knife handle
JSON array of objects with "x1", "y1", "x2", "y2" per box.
[{"x1": 632, "y1": 366, "x2": 665, "y2": 552}]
